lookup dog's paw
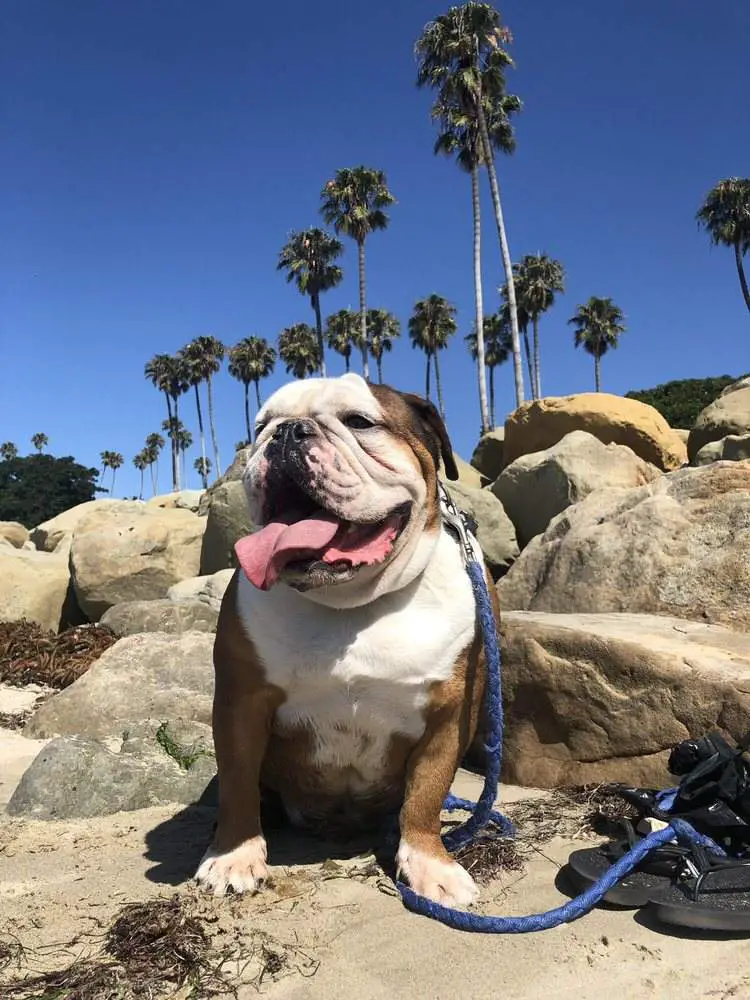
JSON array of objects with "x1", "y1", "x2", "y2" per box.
[
  {"x1": 195, "y1": 835, "x2": 269, "y2": 897},
  {"x1": 396, "y1": 840, "x2": 479, "y2": 907}
]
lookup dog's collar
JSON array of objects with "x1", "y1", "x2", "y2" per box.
[{"x1": 438, "y1": 481, "x2": 479, "y2": 567}]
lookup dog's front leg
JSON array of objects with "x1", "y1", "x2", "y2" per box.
[
  {"x1": 196, "y1": 682, "x2": 282, "y2": 896},
  {"x1": 397, "y1": 706, "x2": 479, "y2": 907}
]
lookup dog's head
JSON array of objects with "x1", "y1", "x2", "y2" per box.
[{"x1": 236, "y1": 373, "x2": 458, "y2": 608}]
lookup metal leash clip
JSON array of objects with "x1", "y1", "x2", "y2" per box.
[{"x1": 438, "y1": 481, "x2": 479, "y2": 567}]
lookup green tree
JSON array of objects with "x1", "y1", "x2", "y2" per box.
[
  {"x1": 416, "y1": 2, "x2": 525, "y2": 407},
  {"x1": 569, "y1": 296, "x2": 626, "y2": 392},
  {"x1": 277, "y1": 228, "x2": 343, "y2": 376},
  {"x1": 697, "y1": 177, "x2": 750, "y2": 315},
  {"x1": 278, "y1": 324, "x2": 322, "y2": 380},
  {"x1": 512, "y1": 253, "x2": 565, "y2": 399},
  {"x1": 321, "y1": 166, "x2": 396, "y2": 379},
  {"x1": 366, "y1": 308, "x2": 401, "y2": 383},
  {"x1": 326, "y1": 309, "x2": 361, "y2": 373},
  {"x1": 144, "y1": 432, "x2": 165, "y2": 495},
  {"x1": 144, "y1": 354, "x2": 190, "y2": 491},
  {"x1": 626, "y1": 375, "x2": 748, "y2": 428},
  {"x1": 0, "y1": 454, "x2": 100, "y2": 526},
  {"x1": 194, "y1": 455, "x2": 212, "y2": 490},
  {"x1": 408, "y1": 295, "x2": 457, "y2": 417},
  {"x1": 0, "y1": 442, "x2": 18, "y2": 461},
  {"x1": 227, "y1": 336, "x2": 277, "y2": 442},
  {"x1": 31, "y1": 433, "x2": 48, "y2": 453},
  {"x1": 133, "y1": 450, "x2": 149, "y2": 500},
  {"x1": 465, "y1": 310, "x2": 512, "y2": 427},
  {"x1": 179, "y1": 336, "x2": 225, "y2": 478}
]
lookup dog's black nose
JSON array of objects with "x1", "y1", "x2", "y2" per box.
[{"x1": 276, "y1": 418, "x2": 317, "y2": 444}]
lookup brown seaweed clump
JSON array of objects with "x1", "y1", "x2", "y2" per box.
[{"x1": 0, "y1": 619, "x2": 117, "y2": 689}]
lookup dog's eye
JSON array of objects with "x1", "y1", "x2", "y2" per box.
[
  {"x1": 342, "y1": 413, "x2": 376, "y2": 430},
  {"x1": 254, "y1": 422, "x2": 267, "y2": 437}
]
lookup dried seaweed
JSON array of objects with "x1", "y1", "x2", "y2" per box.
[
  {"x1": 454, "y1": 835, "x2": 525, "y2": 885},
  {"x1": 0, "y1": 620, "x2": 117, "y2": 689},
  {"x1": 506, "y1": 784, "x2": 642, "y2": 844}
]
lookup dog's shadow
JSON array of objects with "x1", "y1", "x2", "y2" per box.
[{"x1": 143, "y1": 777, "x2": 397, "y2": 886}]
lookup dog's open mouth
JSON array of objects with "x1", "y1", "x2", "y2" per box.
[{"x1": 236, "y1": 476, "x2": 411, "y2": 591}]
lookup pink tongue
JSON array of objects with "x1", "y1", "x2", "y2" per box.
[{"x1": 235, "y1": 514, "x2": 340, "y2": 591}]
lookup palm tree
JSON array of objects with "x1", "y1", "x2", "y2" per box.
[
  {"x1": 277, "y1": 228, "x2": 344, "y2": 376},
  {"x1": 512, "y1": 254, "x2": 565, "y2": 399},
  {"x1": 320, "y1": 167, "x2": 396, "y2": 379},
  {"x1": 367, "y1": 308, "x2": 401, "y2": 383},
  {"x1": 144, "y1": 432, "x2": 165, "y2": 495},
  {"x1": 466, "y1": 311, "x2": 512, "y2": 427},
  {"x1": 133, "y1": 451, "x2": 149, "y2": 500},
  {"x1": 408, "y1": 295, "x2": 457, "y2": 417},
  {"x1": 278, "y1": 324, "x2": 321, "y2": 380},
  {"x1": 697, "y1": 177, "x2": 750, "y2": 315},
  {"x1": 227, "y1": 336, "x2": 277, "y2": 442},
  {"x1": 179, "y1": 336, "x2": 224, "y2": 478},
  {"x1": 433, "y1": 76, "x2": 521, "y2": 432},
  {"x1": 31, "y1": 433, "x2": 48, "y2": 453},
  {"x1": 416, "y1": 2, "x2": 525, "y2": 407},
  {"x1": 0, "y1": 442, "x2": 18, "y2": 461},
  {"x1": 326, "y1": 309, "x2": 361, "y2": 373},
  {"x1": 194, "y1": 456, "x2": 212, "y2": 490},
  {"x1": 144, "y1": 354, "x2": 190, "y2": 491},
  {"x1": 569, "y1": 296, "x2": 626, "y2": 392},
  {"x1": 100, "y1": 450, "x2": 123, "y2": 494}
]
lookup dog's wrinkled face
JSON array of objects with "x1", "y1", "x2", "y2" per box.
[{"x1": 237, "y1": 374, "x2": 457, "y2": 608}]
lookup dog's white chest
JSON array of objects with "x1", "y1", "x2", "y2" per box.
[{"x1": 236, "y1": 531, "x2": 477, "y2": 778}]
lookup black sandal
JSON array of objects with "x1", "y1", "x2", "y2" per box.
[{"x1": 646, "y1": 845, "x2": 750, "y2": 932}]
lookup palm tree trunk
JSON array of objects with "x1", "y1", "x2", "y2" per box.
[
  {"x1": 595, "y1": 354, "x2": 602, "y2": 392},
  {"x1": 476, "y1": 100, "x2": 525, "y2": 409},
  {"x1": 489, "y1": 366, "x2": 496, "y2": 429},
  {"x1": 471, "y1": 164, "x2": 490, "y2": 434},
  {"x1": 735, "y1": 241, "x2": 750, "y2": 314},
  {"x1": 111, "y1": 468, "x2": 117, "y2": 494},
  {"x1": 522, "y1": 327, "x2": 534, "y2": 391},
  {"x1": 150, "y1": 460, "x2": 157, "y2": 496},
  {"x1": 206, "y1": 376, "x2": 222, "y2": 477},
  {"x1": 357, "y1": 240, "x2": 369, "y2": 379},
  {"x1": 165, "y1": 392, "x2": 179, "y2": 492},
  {"x1": 312, "y1": 293, "x2": 327, "y2": 376},
  {"x1": 139, "y1": 468, "x2": 144, "y2": 500},
  {"x1": 425, "y1": 350, "x2": 432, "y2": 400},
  {"x1": 344, "y1": 352, "x2": 351, "y2": 373},
  {"x1": 377, "y1": 355, "x2": 383, "y2": 383},
  {"x1": 532, "y1": 315, "x2": 542, "y2": 399},
  {"x1": 255, "y1": 380, "x2": 262, "y2": 410},
  {"x1": 434, "y1": 351, "x2": 445, "y2": 420},
  {"x1": 243, "y1": 382, "x2": 252, "y2": 443},
  {"x1": 193, "y1": 383, "x2": 208, "y2": 487}
]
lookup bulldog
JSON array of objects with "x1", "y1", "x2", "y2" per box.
[{"x1": 195, "y1": 373, "x2": 498, "y2": 907}]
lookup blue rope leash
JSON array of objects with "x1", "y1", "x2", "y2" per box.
[{"x1": 396, "y1": 518, "x2": 722, "y2": 932}]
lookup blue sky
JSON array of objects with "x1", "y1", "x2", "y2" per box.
[{"x1": 2, "y1": 0, "x2": 749, "y2": 500}]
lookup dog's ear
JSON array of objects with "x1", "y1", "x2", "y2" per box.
[{"x1": 399, "y1": 392, "x2": 459, "y2": 481}]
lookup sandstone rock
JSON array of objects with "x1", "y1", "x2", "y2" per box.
[
  {"x1": 470, "y1": 429, "x2": 505, "y2": 483},
  {"x1": 689, "y1": 389, "x2": 750, "y2": 461},
  {"x1": 198, "y1": 448, "x2": 251, "y2": 516},
  {"x1": 146, "y1": 489, "x2": 205, "y2": 512},
  {"x1": 30, "y1": 499, "x2": 121, "y2": 553},
  {"x1": 498, "y1": 462, "x2": 750, "y2": 632},
  {"x1": 0, "y1": 545, "x2": 72, "y2": 632},
  {"x1": 694, "y1": 434, "x2": 750, "y2": 466},
  {"x1": 8, "y1": 720, "x2": 216, "y2": 819},
  {"x1": 199, "y1": 480, "x2": 254, "y2": 575},
  {"x1": 673, "y1": 428, "x2": 690, "y2": 445},
  {"x1": 443, "y1": 480, "x2": 518, "y2": 579},
  {"x1": 100, "y1": 599, "x2": 218, "y2": 636},
  {"x1": 26, "y1": 632, "x2": 214, "y2": 739},
  {"x1": 167, "y1": 569, "x2": 234, "y2": 611},
  {"x1": 720, "y1": 376, "x2": 750, "y2": 397},
  {"x1": 503, "y1": 393, "x2": 686, "y2": 472},
  {"x1": 70, "y1": 502, "x2": 205, "y2": 620},
  {"x1": 499, "y1": 612, "x2": 750, "y2": 788},
  {"x1": 0, "y1": 521, "x2": 29, "y2": 548},
  {"x1": 440, "y1": 454, "x2": 486, "y2": 489},
  {"x1": 493, "y1": 431, "x2": 661, "y2": 547}
]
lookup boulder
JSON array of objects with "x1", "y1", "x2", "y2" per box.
[
  {"x1": 493, "y1": 431, "x2": 661, "y2": 547},
  {"x1": 503, "y1": 393, "x2": 687, "y2": 472},
  {"x1": 199, "y1": 480, "x2": 254, "y2": 575},
  {"x1": 498, "y1": 462, "x2": 750, "y2": 632},
  {"x1": 0, "y1": 544, "x2": 72, "y2": 632},
  {"x1": 167, "y1": 569, "x2": 234, "y2": 611},
  {"x1": 100, "y1": 599, "x2": 218, "y2": 636},
  {"x1": 25, "y1": 631, "x2": 214, "y2": 739},
  {"x1": 673, "y1": 428, "x2": 690, "y2": 445},
  {"x1": 7, "y1": 720, "x2": 216, "y2": 819},
  {"x1": 146, "y1": 489, "x2": 205, "y2": 512},
  {"x1": 70, "y1": 502, "x2": 205, "y2": 620},
  {"x1": 499, "y1": 612, "x2": 750, "y2": 788},
  {"x1": 688, "y1": 387, "x2": 750, "y2": 462},
  {"x1": 198, "y1": 448, "x2": 251, "y2": 515},
  {"x1": 443, "y1": 480, "x2": 518, "y2": 579},
  {"x1": 720, "y1": 376, "x2": 750, "y2": 397},
  {"x1": 694, "y1": 434, "x2": 750, "y2": 466},
  {"x1": 30, "y1": 499, "x2": 121, "y2": 553},
  {"x1": 440, "y1": 454, "x2": 486, "y2": 489},
  {"x1": 0, "y1": 521, "x2": 29, "y2": 549},
  {"x1": 470, "y1": 429, "x2": 505, "y2": 483}
]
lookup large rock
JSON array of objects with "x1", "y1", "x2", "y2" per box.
[
  {"x1": 470, "y1": 429, "x2": 505, "y2": 483},
  {"x1": 146, "y1": 490, "x2": 205, "y2": 512},
  {"x1": 0, "y1": 521, "x2": 29, "y2": 549},
  {"x1": 70, "y1": 502, "x2": 205, "y2": 620},
  {"x1": 498, "y1": 462, "x2": 750, "y2": 632},
  {"x1": 8, "y1": 720, "x2": 216, "y2": 819},
  {"x1": 0, "y1": 544, "x2": 72, "y2": 632},
  {"x1": 688, "y1": 387, "x2": 750, "y2": 462},
  {"x1": 720, "y1": 376, "x2": 750, "y2": 397},
  {"x1": 100, "y1": 599, "x2": 218, "y2": 636},
  {"x1": 440, "y1": 454, "x2": 486, "y2": 489},
  {"x1": 30, "y1": 499, "x2": 121, "y2": 553},
  {"x1": 443, "y1": 480, "x2": 518, "y2": 579},
  {"x1": 493, "y1": 431, "x2": 661, "y2": 547},
  {"x1": 499, "y1": 612, "x2": 750, "y2": 788},
  {"x1": 503, "y1": 393, "x2": 687, "y2": 472},
  {"x1": 167, "y1": 569, "x2": 234, "y2": 611},
  {"x1": 25, "y1": 631, "x2": 214, "y2": 739},
  {"x1": 694, "y1": 434, "x2": 750, "y2": 466},
  {"x1": 199, "y1": 481, "x2": 254, "y2": 575}
]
